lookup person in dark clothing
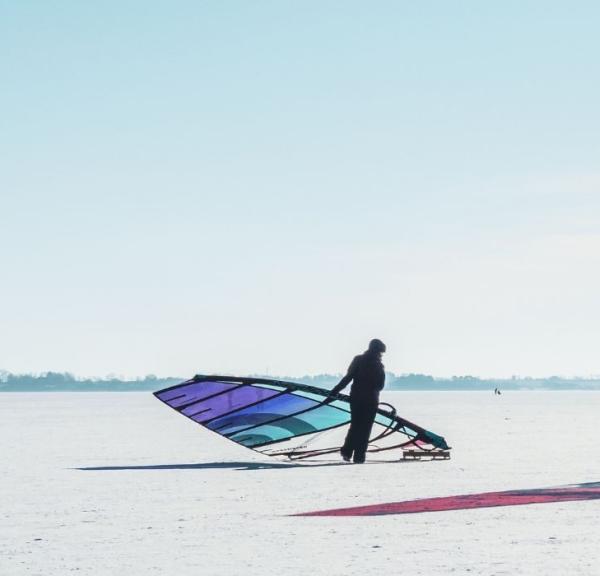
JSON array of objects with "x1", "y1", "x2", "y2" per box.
[{"x1": 328, "y1": 339, "x2": 386, "y2": 463}]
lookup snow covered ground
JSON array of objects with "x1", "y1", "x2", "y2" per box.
[{"x1": 2, "y1": 391, "x2": 599, "y2": 575}]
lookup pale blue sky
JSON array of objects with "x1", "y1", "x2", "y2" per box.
[{"x1": 1, "y1": 1, "x2": 599, "y2": 378}]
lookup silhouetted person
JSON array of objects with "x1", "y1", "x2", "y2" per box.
[{"x1": 328, "y1": 339, "x2": 386, "y2": 463}]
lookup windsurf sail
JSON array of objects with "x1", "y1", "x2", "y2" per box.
[{"x1": 154, "y1": 375, "x2": 449, "y2": 459}]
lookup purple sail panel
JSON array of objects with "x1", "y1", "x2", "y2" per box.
[
  {"x1": 183, "y1": 385, "x2": 282, "y2": 423},
  {"x1": 155, "y1": 381, "x2": 239, "y2": 409},
  {"x1": 230, "y1": 403, "x2": 351, "y2": 447},
  {"x1": 207, "y1": 393, "x2": 318, "y2": 434}
]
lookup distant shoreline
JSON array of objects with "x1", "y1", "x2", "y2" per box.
[{"x1": 2, "y1": 372, "x2": 600, "y2": 392}]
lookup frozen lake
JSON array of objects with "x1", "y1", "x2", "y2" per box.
[{"x1": 2, "y1": 391, "x2": 600, "y2": 575}]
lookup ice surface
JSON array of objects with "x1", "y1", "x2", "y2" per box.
[{"x1": 1, "y1": 391, "x2": 600, "y2": 575}]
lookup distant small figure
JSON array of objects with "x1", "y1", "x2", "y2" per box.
[
  {"x1": 328, "y1": 339, "x2": 386, "y2": 464},
  {"x1": 494, "y1": 388, "x2": 502, "y2": 395}
]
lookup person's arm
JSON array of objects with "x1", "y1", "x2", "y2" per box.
[
  {"x1": 376, "y1": 364, "x2": 385, "y2": 391},
  {"x1": 328, "y1": 357, "x2": 359, "y2": 398}
]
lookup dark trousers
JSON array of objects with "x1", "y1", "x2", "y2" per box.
[{"x1": 341, "y1": 396, "x2": 378, "y2": 463}]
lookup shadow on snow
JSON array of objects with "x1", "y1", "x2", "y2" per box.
[{"x1": 75, "y1": 459, "x2": 405, "y2": 471}]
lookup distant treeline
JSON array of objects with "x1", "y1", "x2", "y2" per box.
[
  {"x1": 385, "y1": 374, "x2": 600, "y2": 391},
  {"x1": 0, "y1": 372, "x2": 180, "y2": 392},
  {"x1": 2, "y1": 371, "x2": 600, "y2": 391}
]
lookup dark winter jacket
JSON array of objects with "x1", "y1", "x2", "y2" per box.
[{"x1": 330, "y1": 351, "x2": 385, "y2": 400}]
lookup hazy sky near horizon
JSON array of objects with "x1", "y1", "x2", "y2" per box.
[{"x1": 1, "y1": 1, "x2": 599, "y2": 379}]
